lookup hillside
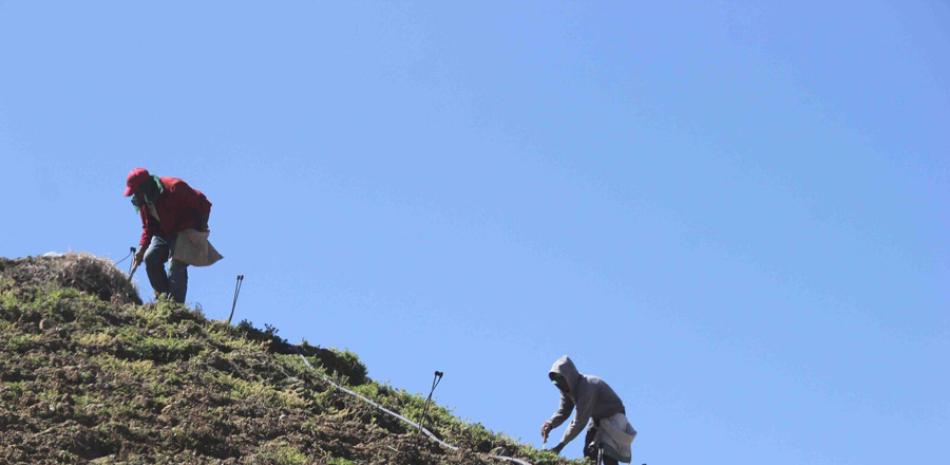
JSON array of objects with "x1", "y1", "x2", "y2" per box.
[{"x1": 0, "y1": 254, "x2": 580, "y2": 465}]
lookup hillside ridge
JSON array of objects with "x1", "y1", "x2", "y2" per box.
[{"x1": 0, "y1": 254, "x2": 578, "y2": 465}]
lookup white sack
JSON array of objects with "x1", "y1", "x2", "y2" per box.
[
  {"x1": 173, "y1": 229, "x2": 223, "y2": 266},
  {"x1": 595, "y1": 412, "x2": 636, "y2": 463}
]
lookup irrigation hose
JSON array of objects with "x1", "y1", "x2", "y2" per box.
[{"x1": 297, "y1": 355, "x2": 533, "y2": 465}]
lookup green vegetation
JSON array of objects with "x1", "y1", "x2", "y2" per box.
[
  {"x1": 0, "y1": 255, "x2": 580, "y2": 465},
  {"x1": 257, "y1": 443, "x2": 309, "y2": 465}
]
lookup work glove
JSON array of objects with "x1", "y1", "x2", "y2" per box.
[{"x1": 540, "y1": 421, "x2": 553, "y2": 443}]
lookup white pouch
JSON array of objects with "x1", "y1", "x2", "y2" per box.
[
  {"x1": 596, "y1": 412, "x2": 636, "y2": 463},
  {"x1": 173, "y1": 229, "x2": 223, "y2": 266}
]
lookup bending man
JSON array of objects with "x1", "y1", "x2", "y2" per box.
[
  {"x1": 125, "y1": 168, "x2": 212, "y2": 303},
  {"x1": 542, "y1": 355, "x2": 637, "y2": 464}
]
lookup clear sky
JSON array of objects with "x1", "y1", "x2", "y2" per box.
[{"x1": 1, "y1": 1, "x2": 948, "y2": 463}]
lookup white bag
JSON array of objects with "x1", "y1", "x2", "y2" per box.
[
  {"x1": 173, "y1": 229, "x2": 223, "y2": 266},
  {"x1": 595, "y1": 412, "x2": 636, "y2": 463}
]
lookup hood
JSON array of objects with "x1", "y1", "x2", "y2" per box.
[{"x1": 549, "y1": 355, "x2": 581, "y2": 395}]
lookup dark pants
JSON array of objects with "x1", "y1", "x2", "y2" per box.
[
  {"x1": 585, "y1": 424, "x2": 619, "y2": 465},
  {"x1": 144, "y1": 234, "x2": 188, "y2": 303}
]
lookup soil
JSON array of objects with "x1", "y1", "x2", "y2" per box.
[{"x1": 0, "y1": 255, "x2": 577, "y2": 465}]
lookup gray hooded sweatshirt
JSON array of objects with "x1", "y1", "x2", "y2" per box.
[{"x1": 547, "y1": 356, "x2": 626, "y2": 446}]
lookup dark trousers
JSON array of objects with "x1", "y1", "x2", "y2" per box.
[{"x1": 144, "y1": 234, "x2": 188, "y2": 303}]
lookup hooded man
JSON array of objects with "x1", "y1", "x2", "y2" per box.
[
  {"x1": 542, "y1": 356, "x2": 637, "y2": 464},
  {"x1": 124, "y1": 168, "x2": 212, "y2": 303}
]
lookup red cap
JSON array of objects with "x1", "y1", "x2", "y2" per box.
[{"x1": 123, "y1": 168, "x2": 151, "y2": 196}]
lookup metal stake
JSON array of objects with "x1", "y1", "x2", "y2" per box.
[
  {"x1": 226, "y1": 274, "x2": 244, "y2": 325},
  {"x1": 124, "y1": 247, "x2": 140, "y2": 281},
  {"x1": 419, "y1": 370, "x2": 444, "y2": 433}
]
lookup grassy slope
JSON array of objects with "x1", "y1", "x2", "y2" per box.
[{"x1": 0, "y1": 255, "x2": 580, "y2": 465}]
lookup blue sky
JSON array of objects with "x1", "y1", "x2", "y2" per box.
[{"x1": 1, "y1": 1, "x2": 948, "y2": 463}]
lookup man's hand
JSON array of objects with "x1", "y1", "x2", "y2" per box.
[
  {"x1": 548, "y1": 442, "x2": 565, "y2": 455},
  {"x1": 132, "y1": 247, "x2": 145, "y2": 268},
  {"x1": 541, "y1": 421, "x2": 552, "y2": 444}
]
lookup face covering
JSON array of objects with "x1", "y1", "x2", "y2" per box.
[
  {"x1": 143, "y1": 176, "x2": 163, "y2": 204},
  {"x1": 142, "y1": 190, "x2": 157, "y2": 204},
  {"x1": 130, "y1": 176, "x2": 163, "y2": 210}
]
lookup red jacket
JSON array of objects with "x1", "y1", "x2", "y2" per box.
[{"x1": 138, "y1": 177, "x2": 212, "y2": 248}]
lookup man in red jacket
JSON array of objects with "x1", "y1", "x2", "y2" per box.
[{"x1": 124, "y1": 168, "x2": 212, "y2": 303}]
